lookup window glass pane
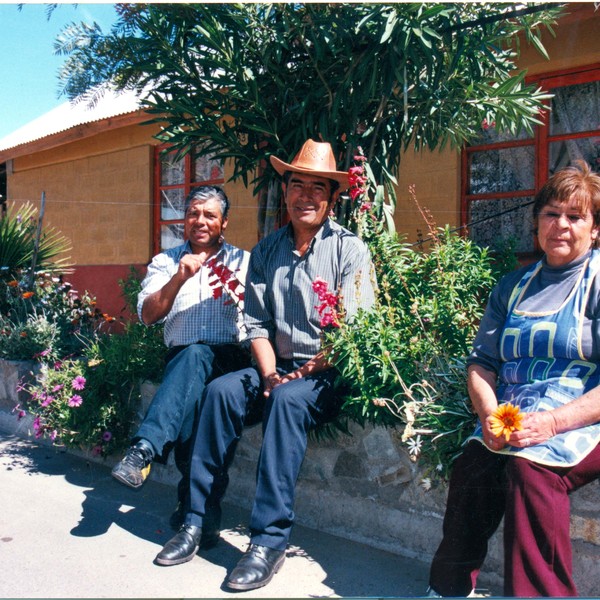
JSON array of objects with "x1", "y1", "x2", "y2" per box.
[
  {"x1": 160, "y1": 188, "x2": 185, "y2": 220},
  {"x1": 469, "y1": 196, "x2": 535, "y2": 254},
  {"x1": 193, "y1": 152, "x2": 224, "y2": 183},
  {"x1": 548, "y1": 136, "x2": 600, "y2": 176},
  {"x1": 469, "y1": 146, "x2": 535, "y2": 194},
  {"x1": 160, "y1": 153, "x2": 185, "y2": 186},
  {"x1": 549, "y1": 81, "x2": 600, "y2": 136},
  {"x1": 161, "y1": 223, "x2": 185, "y2": 250}
]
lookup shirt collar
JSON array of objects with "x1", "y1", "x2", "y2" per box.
[{"x1": 285, "y1": 218, "x2": 333, "y2": 254}]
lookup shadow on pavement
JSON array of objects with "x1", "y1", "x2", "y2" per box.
[{"x1": 1, "y1": 433, "x2": 431, "y2": 597}]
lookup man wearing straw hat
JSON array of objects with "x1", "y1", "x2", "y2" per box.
[{"x1": 155, "y1": 139, "x2": 376, "y2": 590}]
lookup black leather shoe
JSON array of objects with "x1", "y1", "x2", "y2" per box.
[
  {"x1": 154, "y1": 524, "x2": 202, "y2": 566},
  {"x1": 226, "y1": 544, "x2": 285, "y2": 591},
  {"x1": 169, "y1": 502, "x2": 221, "y2": 549}
]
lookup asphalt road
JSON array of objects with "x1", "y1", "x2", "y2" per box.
[{"x1": 0, "y1": 433, "x2": 432, "y2": 598}]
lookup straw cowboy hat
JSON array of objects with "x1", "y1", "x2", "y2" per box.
[{"x1": 270, "y1": 139, "x2": 349, "y2": 188}]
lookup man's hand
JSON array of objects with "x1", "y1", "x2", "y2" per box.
[
  {"x1": 177, "y1": 253, "x2": 208, "y2": 282},
  {"x1": 262, "y1": 372, "x2": 282, "y2": 398}
]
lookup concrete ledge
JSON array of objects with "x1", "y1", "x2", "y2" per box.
[{"x1": 2, "y1": 362, "x2": 600, "y2": 596}]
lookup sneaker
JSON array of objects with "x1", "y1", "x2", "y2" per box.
[{"x1": 111, "y1": 442, "x2": 153, "y2": 489}]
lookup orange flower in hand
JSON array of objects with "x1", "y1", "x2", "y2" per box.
[{"x1": 489, "y1": 403, "x2": 523, "y2": 442}]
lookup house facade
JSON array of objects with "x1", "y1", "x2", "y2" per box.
[{"x1": 0, "y1": 3, "x2": 598, "y2": 317}]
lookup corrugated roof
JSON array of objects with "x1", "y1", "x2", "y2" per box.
[{"x1": 0, "y1": 88, "x2": 145, "y2": 153}]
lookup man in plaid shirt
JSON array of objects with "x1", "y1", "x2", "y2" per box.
[{"x1": 112, "y1": 185, "x2": 250, "y2": 535}]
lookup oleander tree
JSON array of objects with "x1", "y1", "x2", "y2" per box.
[{"x1": 54, "y1": 2, "x2": 564, "y2": 230}]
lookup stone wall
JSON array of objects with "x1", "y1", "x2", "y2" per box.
[{"x1": 2, "y1": 364, "x2": 600, "y2": 596}]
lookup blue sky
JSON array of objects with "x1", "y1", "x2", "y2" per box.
[{"x1": 0, "y1": 3, "x2": 118, "y2": 140}]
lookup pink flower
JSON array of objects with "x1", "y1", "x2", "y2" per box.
[
  {"x1": 92, "y1": 445, "x2": 103, "y2": 456},
  {"x1": 312, "y1": 277, "x2": 342, "y2": 328},
  {"x1": 68, "y1": 394, "x2": 83, "y2": 407},
  {"x1": 40, "y1": 394, "x2": 54, "y2": 408},
  {"x1": 319, "y1": 312, "x2": 340, "y2": 328},
  {"x1": 50, "y1": 430, "x2": 58, "y2": 442},
  {"x1": 52, "y1": 384, "x2": 64, "y2": 393},
  {"x1": 360, "y1": 202, "x2": 373, "y2": 213},
  {"x1": 349, "y1": 186, "x2": 364, "y2": 201},
  {"x1": 72, "y1": 376, "x2": 86, "y2": 391},
  {"x1": 312, "y1": 277, "x2": 329, "y2": 296}
]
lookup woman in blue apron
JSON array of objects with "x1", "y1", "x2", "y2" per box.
[{"x1": 428, "y1": 161, "x2": 600, "y2": 597}]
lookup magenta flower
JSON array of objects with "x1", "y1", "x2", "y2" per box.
[
  {"x1": 40, "y1": 394, "x2": 54, "y2": 408},
  {"x1": 102, "y1": 431, "x2": 112, "y2": 442},
  {"x1": 52, "y1": 384, "x2": 64, "y2": 393},
  {"x1": 72, "y1": 376, "x2": 86, "y2": 391},
  {"x1": 312, "y1": 277, "x2": 329, "y2": 296},
  {"x1": 68, "y1": 394, "x2": 83, "y2": 407}
]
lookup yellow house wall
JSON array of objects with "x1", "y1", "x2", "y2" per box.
[
  {"x1": 8, "y1": 124, "x2": 159, "y2": 266},
  {"x1": 7, "y1": 123, "x2": 259, "y2": 267},
  {"x1": 394, "y1": 4, "x2": 600, "y2": 243}
]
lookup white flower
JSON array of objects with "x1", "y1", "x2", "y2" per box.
[
  {"x1": 420, "y1": 477, "x2": 432, "y2": 491},
  {"x1": 407, "y1": 434, "x2": 422, "y2": 457}
]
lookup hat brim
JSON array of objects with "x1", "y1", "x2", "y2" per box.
[{"x1": 270, "y1": 155, "x2": 349, "y2": 189}]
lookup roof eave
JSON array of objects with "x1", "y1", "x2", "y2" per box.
[{"x1": 0, "y1": 110, "x2": 154, "y2": 163}]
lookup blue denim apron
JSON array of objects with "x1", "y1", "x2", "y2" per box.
[{"x1": 471, "y1": 250, "x2": 600, "y2": 466}]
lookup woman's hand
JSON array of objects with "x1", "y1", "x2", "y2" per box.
[
  {"x1": 508, "y1": 411, "x2": 558, "y2": 448},
  {"x1": 482, "y1": 414, "x2": 508, "y2": 451}
]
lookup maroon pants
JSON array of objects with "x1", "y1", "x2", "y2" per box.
[{"x1": 429, "y1": 441, "x2": 600, "y2": 597}]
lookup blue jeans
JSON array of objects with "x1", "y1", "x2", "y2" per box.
[
  {"x1": 134, "y1": 343, "x2": 250, "y2": 500},
  {"x1": 185, "y1": 363, "x2": 341, "y2": 550}
]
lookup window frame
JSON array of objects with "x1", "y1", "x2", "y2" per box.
[{"x1": 152, "y1": 145, "x2": 225, "y2": 256}]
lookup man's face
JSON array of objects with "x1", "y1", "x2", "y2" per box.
[
  {"x1": 282, "y1": 173, "x2": 334, "y2": 233},
  {"x1": 184, "y1": 197, "x2": 227, "y2": 254}
]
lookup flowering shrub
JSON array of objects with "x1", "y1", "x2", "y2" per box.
[
  {"x1": 320, "y1": 152, "x2": 513, "y2": 479},
  {"x1": 12, "y1": 268, "x2": 165, "y2": 456},
  {"x1": 0, "y1": 272, "x2": 106, "y2": 362}
]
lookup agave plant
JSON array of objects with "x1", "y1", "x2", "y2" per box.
[{"x1": 0, "y1": 201, "x2": 72, "y2": 282}]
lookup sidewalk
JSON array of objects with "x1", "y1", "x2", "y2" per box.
[{"x1": 0, "y1": 432, "x2": 433, "y2": 599}]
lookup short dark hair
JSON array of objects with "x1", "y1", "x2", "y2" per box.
[{"x1": 184, "y1": 185, "x2": 230, "y2": 219}]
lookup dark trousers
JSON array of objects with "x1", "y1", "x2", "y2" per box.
[
  {"x1": 134, "y1": 342, "x2": 249, "y2": 501},
  {"x1": 429, "y1": 440, "x2": 600, "y2": 597},
  {"x1": 185, "y1": 364, "x2": 340, "y2": 550}
]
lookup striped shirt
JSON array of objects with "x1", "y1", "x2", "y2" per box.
[
  {"x1": 137, "y1": 241, "x2": 250, "y2": 348},
  {"x1": 245, "y1": 219, "x2": 376, "y2": 361}
]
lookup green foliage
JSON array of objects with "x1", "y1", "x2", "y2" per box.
[
  {"x1": 0, "y1": 201, "x2": 72, "y2": 284},
  {"x1": 55, "y1": 3, "x2": 563, "y2": 194},
  {"x1": 324, "y1": 221, "x2": 512, "y2": 477},
  {"x1": 15, "y1": 268, "x2": 165, "y2": 455},
  {"x1": 0, "y1": 273, "x2": 103, "y2": 362}
]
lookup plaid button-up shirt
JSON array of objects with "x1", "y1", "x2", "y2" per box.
[
  {"x1": 137, "y1": 241, "x2": 250, "y2": 348},
  {"x1": 244, "y1": 219, "x2": 376, "y2": 362}
]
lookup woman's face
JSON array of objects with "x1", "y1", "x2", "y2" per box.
[{"x1": 536, "y1": 198, "x2": 599, "y2": 267}]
